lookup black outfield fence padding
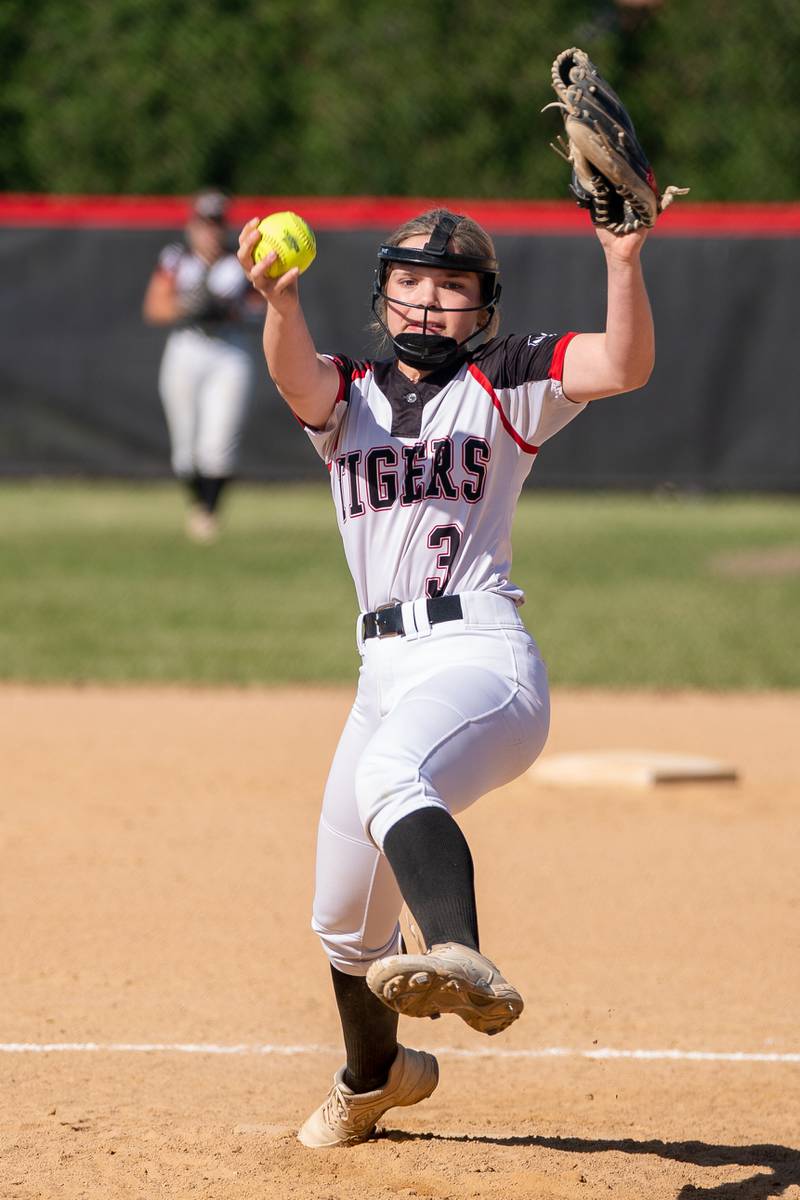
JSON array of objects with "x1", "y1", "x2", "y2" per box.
[{"x1": 1, "y1": 195, "x2": 798, "y2": 491}]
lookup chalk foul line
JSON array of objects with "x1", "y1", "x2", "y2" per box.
[{"x1": 0, "y1": 1042, "x2": 798, "y2": 1063}]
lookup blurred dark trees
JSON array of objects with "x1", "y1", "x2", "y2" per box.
[{"x1": 1, "y1": 0, "x2": 798, "y2": 199}]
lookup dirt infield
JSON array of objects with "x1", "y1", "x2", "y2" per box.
[{"x1": 2, "y1": 685, "x2": 799, "y2": 1200}]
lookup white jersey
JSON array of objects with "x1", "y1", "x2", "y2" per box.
[
  {"x1": 305, "y1": 332, "x2": 585, "y2": 612},
  {"x1": 157, "y1": 243, "x2": 251, "y2": 327}
]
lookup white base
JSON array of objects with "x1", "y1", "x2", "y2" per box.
[{"x1": 528, "y1": 751, "x2": 739, "y2": 788}]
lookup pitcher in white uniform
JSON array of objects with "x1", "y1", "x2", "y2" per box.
[{"x1": 237, "y1": 208, "x2": 654, "y2": 1147}]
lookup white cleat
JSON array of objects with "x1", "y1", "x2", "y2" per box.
[
  {"x1": 366, "y1": 942, "x2": 524, "y2": 1036},
  {"x1": 186, "y1": 506, "x2": 218, "y2": 543},
  {"x1": 297, "y1": 1044, "x2": 439, "y2": 1148}
]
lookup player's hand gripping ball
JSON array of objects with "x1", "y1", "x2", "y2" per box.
[{"x1": 252, "y1": 211, "x2": 316, "y2": 278}]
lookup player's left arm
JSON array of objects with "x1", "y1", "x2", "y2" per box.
[{"x1": 561, "y1": 225, "x2": 655, "y2": 403}]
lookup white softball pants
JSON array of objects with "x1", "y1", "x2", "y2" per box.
[
  {"x1": 312, "y1": 591, "x2": 550, "y2": 976},
  {"x1": 158, "y1": 327, "x2": 253, "y2": 479}
]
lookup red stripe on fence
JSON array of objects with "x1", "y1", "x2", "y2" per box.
[{"x1": 1, "y1": 194, "x2": 799, "y2": 236}]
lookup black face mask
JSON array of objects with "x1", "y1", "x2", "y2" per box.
[
  {"x1": 371, "y1": 291, "x2": 494, "y2": 370},
  {"x1": 372, "y1": 213, "x2": 501, "y2": 371},
  {"x1": 392, "y1": 330, "x2": 460, "y2": 370}
]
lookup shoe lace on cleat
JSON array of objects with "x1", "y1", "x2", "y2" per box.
[{"x1": 324, "y1": 1084, "x2": 353, "y2": 1128}]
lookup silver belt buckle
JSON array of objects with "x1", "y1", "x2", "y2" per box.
[{"x1": 374, "y1": 601, "x2": 402, "y2": 638}]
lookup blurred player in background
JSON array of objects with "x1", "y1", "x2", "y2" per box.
[{"x1": 142, "y1": 189, "x2": 262, "y2": 541}]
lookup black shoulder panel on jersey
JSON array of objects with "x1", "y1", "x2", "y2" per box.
[
  {"x1": 329, "y1": 354, "x2": 371, "y2": 405},
  {"x1": 470, "y1": 333, "x2": 565, "y2": 388}
]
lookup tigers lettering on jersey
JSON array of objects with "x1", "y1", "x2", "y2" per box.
[
  {"x1": 335, "y1": 438, "x2": 490, "y2": 520},
  {"x1": 306, "y1": 333, "x2": 584, "y2": 612}
]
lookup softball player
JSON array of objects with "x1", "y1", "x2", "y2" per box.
[
  {"x1": 143, "y1": 190, "x2": 260, "y2": 541},
  {"x1": 238, "y1": 207, "x2": 654, "y2": 1146}
]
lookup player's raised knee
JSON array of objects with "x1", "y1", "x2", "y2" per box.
[
  {"x1": 311, "y1": 915, "x2": 401, "y2": 974},
  {"x1": 353, "y1": 754, "x2": 435, "y2": 849}
]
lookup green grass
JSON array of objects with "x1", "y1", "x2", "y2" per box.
[{"x1": 0, "y1": 482, "x2": 798, "y2": 688}]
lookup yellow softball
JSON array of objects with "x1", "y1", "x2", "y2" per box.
[{"x1": 252, "y1": 211, "x2": 316, "y2": 278}]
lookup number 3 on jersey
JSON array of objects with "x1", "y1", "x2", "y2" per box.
[{"x1": 425, "y1": 524, "x2": 462, "y2": 599}]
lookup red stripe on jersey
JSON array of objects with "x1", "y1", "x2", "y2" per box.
[
  {"x1": 549, "y1": 331, "x2": 579, "y2": 382},
  {"x1": 330, "y1": 356, "x2": 370, "y2": 398},
  {"x1": 332, "y1": 364, "x2": 347, "y2": 406},
  {"x1": 467, "y1": 364, "x2": 539, "y2": 455},
  {"x1": 2, "y1": 194, "x2": 800, "y2": 236}
]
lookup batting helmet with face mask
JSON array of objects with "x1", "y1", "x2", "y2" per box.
[{"x1": 372, "y1": 212, "x2": 501, "y2": 371}]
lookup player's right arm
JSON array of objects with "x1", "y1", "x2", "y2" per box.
[{"x1": 237, "y1": 218, "x2": 339, "y2": 428}]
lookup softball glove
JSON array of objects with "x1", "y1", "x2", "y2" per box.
[{"x1": 545, "y1": 47, "x2": 688, "y2": 234}]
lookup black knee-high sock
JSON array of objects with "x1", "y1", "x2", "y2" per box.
[
  {"x1": 331, "y1": 966, "x2": 399, "y2": 1093},
  {"x1": 382, "y1": 807, "x2": 480, "y2": 952},
  {"x1": 187, "y1": 475, "x2": 205, "y2": 506},
  {"x1": 189, "y1": 474, "x2": 229, "y2": 514}
]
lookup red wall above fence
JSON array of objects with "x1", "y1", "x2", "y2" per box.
[{"x1": 2, "y1": 193, "x2": 800, "y2": 236}]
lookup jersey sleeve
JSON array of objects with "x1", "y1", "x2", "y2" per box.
[
  {"x1": 470, "y1": 332, "x2": 586, "y2": 449},
  {"x1": 156, "y1": 243, "x2": 184, "y2": 277},
  {"x1": 302, "y1": 353, "x2": 367, "y2": 463}
]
